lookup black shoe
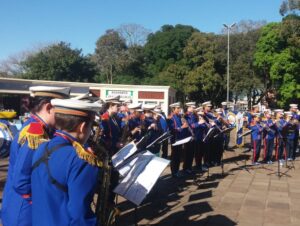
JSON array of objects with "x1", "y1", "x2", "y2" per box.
[
  {"x1": 184, "y1": 169, "x2": 194, "y2": 175},
  {"x1": 172, "y1": 172, "x2": 183, "y2": 178}
]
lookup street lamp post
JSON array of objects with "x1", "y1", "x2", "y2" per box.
[{"x1": 223, "y1": 23, "x2": 236, "y2": 102}]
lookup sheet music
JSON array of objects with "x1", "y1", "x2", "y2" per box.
[
  {"x1": 117, "y1": 152, "x2": 148, "y2": 177},
  {"x1": 172, "y1": 136, "x2": 193, "y2": 146},
  {"x1": 112, "y1": 141, "x2": 137, "y2": 168},
  {"x1": 114, "y1": 151, "x2": 170, "y2": 206}
]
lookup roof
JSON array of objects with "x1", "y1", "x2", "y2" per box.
[{"x1": 0, "y1": 77, "x2": 176, "y2": 95}]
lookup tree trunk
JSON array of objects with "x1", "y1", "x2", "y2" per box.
[{"x1": 110, "y1": 64, "x2": 113, "y2": 84}]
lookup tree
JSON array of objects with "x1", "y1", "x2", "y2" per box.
[
  {"x1": 93, "y1": 30, "x2": 129, "y2": 84},
  {"x1": 154, "y1": 64, "x2": 189, "y2": 102},
  {"x1": 182, "y1": 32, "x2": 225, "y2": 104},
  {"x1": 254, "y1": 17, "x2": 300, "y2": 107},
  {"x1": 0, "y1": 45, "x2": 47, "y2": 77},
  {"x1": 143, "y1": 24, "x2": 199, "y2": 75},
  {"x1": 228, "y1": 27, "x2": 265, "y2": 107},
  {"x1": 117, "y1": 24, "x2": 151, "y2": 47},
  {"x1": 21, "y1": 42, "x2": 96, "y2": 82},
  {"x1": 280, "y1": 0, "x2": 300, "y2": 16}
]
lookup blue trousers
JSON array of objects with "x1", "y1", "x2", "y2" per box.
[
  {"x1": 253, "y1": 139, "x2": 261, "y2": 162},
  {"x1": 286, "y1": 139, "x2": 294, "y2": 159},
  {"x1": 263, "y1": 138, "x2": 274, "y2": 162}
]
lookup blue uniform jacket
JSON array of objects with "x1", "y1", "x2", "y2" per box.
[
  {"x1": 31, "y1": 131, "x2": 99, "y2": 226},
  {"x1": 101, "y1": 112, "x2": 122, "y2": 153},
  {"x1": 262, "y1": 119, "x2": 276, "y2": 140},
  {"x1": 276, "y1": 118, "x2": 287, "y2": 138},
  {"x1": 159, "y1": 116, "x2": 168, "y2": 133},
  {"x1": 1, "y1": 115, "x2": 49, "y2": 226},
  {"x1": 249, "y1": 122, "x2": 263, "y2": 141},
  {"x1": 128, "y1": 116, "x2": 142, "y2": 141},
  {"x1": 142, "y1": 116, "x2": 161, "y2": 153},
  {"x1": 184, "y1": 112, "x2": 200, "y2": 140},
  {"x1": 168, "y1": 114, "x2": 189, "y2": 143}
]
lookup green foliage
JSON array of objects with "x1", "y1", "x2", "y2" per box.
[
  {"x1": 181, "y1": 32, "x2": 226, "y2": 104},
  {"x1": 93, "y1": 30, "x2": 129, "y2": 84},
  {"x1": 143, "y1": 24, "x2": 199, "y2": 75},
  {"x1": 254, "y1": 16, "x2": 300, "y2": 107},
  {"x1": 21, "y1": 42, "x2": 96, "y2": 82}
]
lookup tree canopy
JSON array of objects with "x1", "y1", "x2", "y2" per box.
[{"x1": 21, "y1": 42, "x2": 96, "y2": 82}]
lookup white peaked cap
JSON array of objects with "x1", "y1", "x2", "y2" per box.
[
  {"x1": 202, "y1": 101, "x2": 212, "y2": 107},
  {"x1": 142, "y1": 104, "x2": 156, "y2": 111},
  {"x1": 169, "y1": 102, "x2": 181, "y2": 108},
  {"x1": 51, "y1": 99, "x2": 102, "y2": 116},
  {"x1": 29, "y1": 86, "x2": 70, "y2": 98},
  {"x1": 290, "y1": 104, "x2": 298, "y2": 109},
  {"x1": 128, "y1": 103, "x2": 142, "y2": 109},
  {"x1": 185, "y1": 102, "x2": 196, "y2": 107}
]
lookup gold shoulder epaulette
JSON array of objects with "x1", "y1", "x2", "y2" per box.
[
  {"x1": 72, "y1": 141, "x2": 103, "y2": 167},
  {"x1": 18, "y1": 122, "x2": 49, "y2": 150}
]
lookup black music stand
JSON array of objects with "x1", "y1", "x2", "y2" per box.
[{"x1": 113, "y1": 132, "x2": 172, "y2": 226}]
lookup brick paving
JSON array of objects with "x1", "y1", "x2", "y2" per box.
[
  {"x1": 115, "y1": 146, "x2": 300, "y2": 226},
  {"x1": 0, "y1": 144, "x2": 300, "y2": 226}
]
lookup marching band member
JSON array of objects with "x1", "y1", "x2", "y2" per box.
[
  {"x1": 194, "y1": 106, "x2": 209, "y2": 171},
  {"x1": 249, "y1": 114, "x2": 263, "y2": 165},
  {"x1": 100, "y1": 96, "x2": 122, "y2": 205},
  {"x1": 202, "y1": 101, "x2": 218, "y2": 166},
  {"x1": 262, "y1": 109, "x2": 276, "y2": 164},
  {"x1": 141, "y1": 104, "x2": 161, "y2": 155},
  {"x1": 290, "y1": 104, "x2": 299, "y2": 159},
  {"x1": 284, "y1": 111, "x2": 297, "y2": 161},
  {"x1": 246, "y1": 104, "x2": 260, "y2": 152},
  {"x1": 118, "y1": 99, "x2": 131, "y2": 128},
  {"x1": 168, "y1": 102, "x2": 188, "y2": 178},
  {"x1": 101, "y1": 96, "x2": 123, "y2": 154},
  {"x1": 127, "y1": 103, "x2": 143, "y2": 142},
  {"x1": 214, "y1": 109, "x2": 226, "y2": 166},
  {"x1": 221, "y1": 102, "x2": 230, "y2": 150},
  {"x1": 152, "y1": 108, "x2": 165, "y2": 156},
  {"x1": 1, "y1": 86, "x2": 70, "y2": 226},
  {"x1": 203, "y1": 101, "x2": 215, "y2": 120},
  {"x1": 157, "y1": 106, "x2": 169, "y2": 159},
  {"x1": 31, "y1": 98, "x2": 102, "y2": 226},
  {"x1": 183, "y1": 102, "x2": 197, "y2": 174},
  {"x1": 274, "y1": 109, "x2": 286, "y2": 165}
]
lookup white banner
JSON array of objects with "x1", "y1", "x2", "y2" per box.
[{"x1": 106, "y1": 90, "x2": 133, "y2": 99}]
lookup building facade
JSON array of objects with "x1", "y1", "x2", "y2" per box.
[{"x1": 0, "y1": 78, "x2": 176, "y2": 114}]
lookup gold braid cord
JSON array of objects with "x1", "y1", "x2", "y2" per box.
[
  {"x1": 72, "y1": 141, "x2": 103, "y2": 167},
  {"x1": 18, "y1": 124, "x2": 49, "y2": 150}
]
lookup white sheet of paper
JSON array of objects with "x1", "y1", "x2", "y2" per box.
[
  {"x1": 171, "y1": 136, "x2": 193, "y2": 146},
  {"x1": 114, "y1": 151, "x2": 170, "y2": 206},
  {"x1": 112, "y1": 141, "x2": 137, "y2": 168}
]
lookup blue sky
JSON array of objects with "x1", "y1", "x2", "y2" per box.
[{"x1": 0, "y1": 0, "x2": 283, "y2": 61}]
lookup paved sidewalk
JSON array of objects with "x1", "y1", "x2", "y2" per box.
[{"x1": 116, "y1": 148, "x2": 300, "y2": 226}]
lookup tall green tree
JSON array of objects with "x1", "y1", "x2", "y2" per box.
[
  {"x1": 254, "y1": 17, "x2": 300, "y2": 107},
  {"x1": 229, "y1": 27, "x2": 264, "y2": 107},
  {"x1": 182, "y1": 32, "x2": 225, "y2": 104},
  {"x1": 21, "y1": 42, "x2": 96, "y2": 82},
  {"x1": 143, "y1": 24, "x2": 198, "y2": 75},
  {"x1": 93, "y1": 30, "x2": 129, "y2": 84}
]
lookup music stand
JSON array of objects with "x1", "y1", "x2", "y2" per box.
[{"x1": 112, "y1": 132, "x2": 172, "y2": 226}]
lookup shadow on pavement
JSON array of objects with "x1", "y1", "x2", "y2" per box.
[{"x1": 116, "y1": 168, "x2": 231, "y2": 226}]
